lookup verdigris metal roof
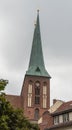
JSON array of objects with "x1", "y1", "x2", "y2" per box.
[{"x1": 26, "y1": 11, "x2": 51, "y2": 78}]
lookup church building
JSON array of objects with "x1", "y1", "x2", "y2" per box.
[
  {"x1": 6, "y1": 10, "x2": 51, "y2": 123},
  {"x1": 6, "y1": 11, "x2": 72, "y2": 130}
]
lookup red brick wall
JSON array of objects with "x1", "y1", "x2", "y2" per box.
[
  {"x1": 39, "y1": 111, "x2": 53, "y2": 130},
  {"x1": 6, "y1": 95, "x2": 22, "y2": 109},
  {"x1": 21, "y1": 75, "x2": 50, "y2": 120}
]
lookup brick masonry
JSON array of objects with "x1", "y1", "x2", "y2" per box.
[
  {"x1": 21, "y1": 75, "x2": 50, "y2": 120},
  {"x1": 6, "y1": 74, "x2": 50, "y2": 121}
]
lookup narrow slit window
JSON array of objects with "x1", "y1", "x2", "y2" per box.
[
  {"x1": 28, "y1": 82, "x2": 32, "y2": 107},
  {"x1": 35, "y1": 82, "x2": 40, "y2": 105},
  {"x1": 43, "y1": 84, "x2": 47, "y2": 108}
]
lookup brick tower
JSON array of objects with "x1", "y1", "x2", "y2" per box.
[{"x1": 21, "y1": 11, "x2": 51, "y2": 123}]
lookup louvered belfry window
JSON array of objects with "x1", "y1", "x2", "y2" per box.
[{"x1": 35, "y1": 82, "x2": 40, "y2": 105}]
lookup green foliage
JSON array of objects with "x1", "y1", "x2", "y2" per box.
[
  {"x1": 0, "y1": 79, "x2": 39, "y2": 130},
  {"x1": 0, "y1": 79, "x2": 8, "y2": 91}
]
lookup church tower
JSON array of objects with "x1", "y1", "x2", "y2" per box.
[{"x1": 21, "y1": 11, "x2": 51, "y2": 122}]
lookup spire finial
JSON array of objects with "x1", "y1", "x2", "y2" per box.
[{"x1": 37, "y1": 9, "x2": 39, "y2": 14}]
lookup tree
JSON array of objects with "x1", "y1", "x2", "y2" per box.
[
  {"x1": 0, "y1": 79, "x2": 40, "y2": 130},
  {"x1": 0, "y1": 79, "x2": 8, "y2": 91}
]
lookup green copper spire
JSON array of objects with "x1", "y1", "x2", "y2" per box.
[{"x1": 26, "y1": 11, "x2": 51, "y2": 78}]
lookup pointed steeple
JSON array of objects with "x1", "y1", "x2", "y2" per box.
[
  {"x1": 29, "y1": 10, "x2": 44, "y2": 68},
  {"x1": 26, "y1": 11, "x2": 51, "y2": 78}
]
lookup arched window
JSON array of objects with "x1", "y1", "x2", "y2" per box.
[
  {"x1": 35, "y1": 86, "x2": 40, "y2": 95},
  {"x1": 35, "y1": 81, "x2": 40, "y2": 105},
  {"x1": 28, "y1": 81, "x2": 32, "y2": 107},
  {"x1": 43, "y1": 82, "x2": 47, "y2": 108},
  {"x1": 34, "y1": 108, "x2": 39, "y2": 120}
]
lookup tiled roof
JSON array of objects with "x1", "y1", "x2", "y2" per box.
[
  {"x1": 6, "y1": 95, "x2": 22, "y2": 109},
  {"x1": 45, "y1": 121, "x2": 72, "y2": 130},
  {"x1": 52, "y1": 101, "x2": 72, "y2": 115}
]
